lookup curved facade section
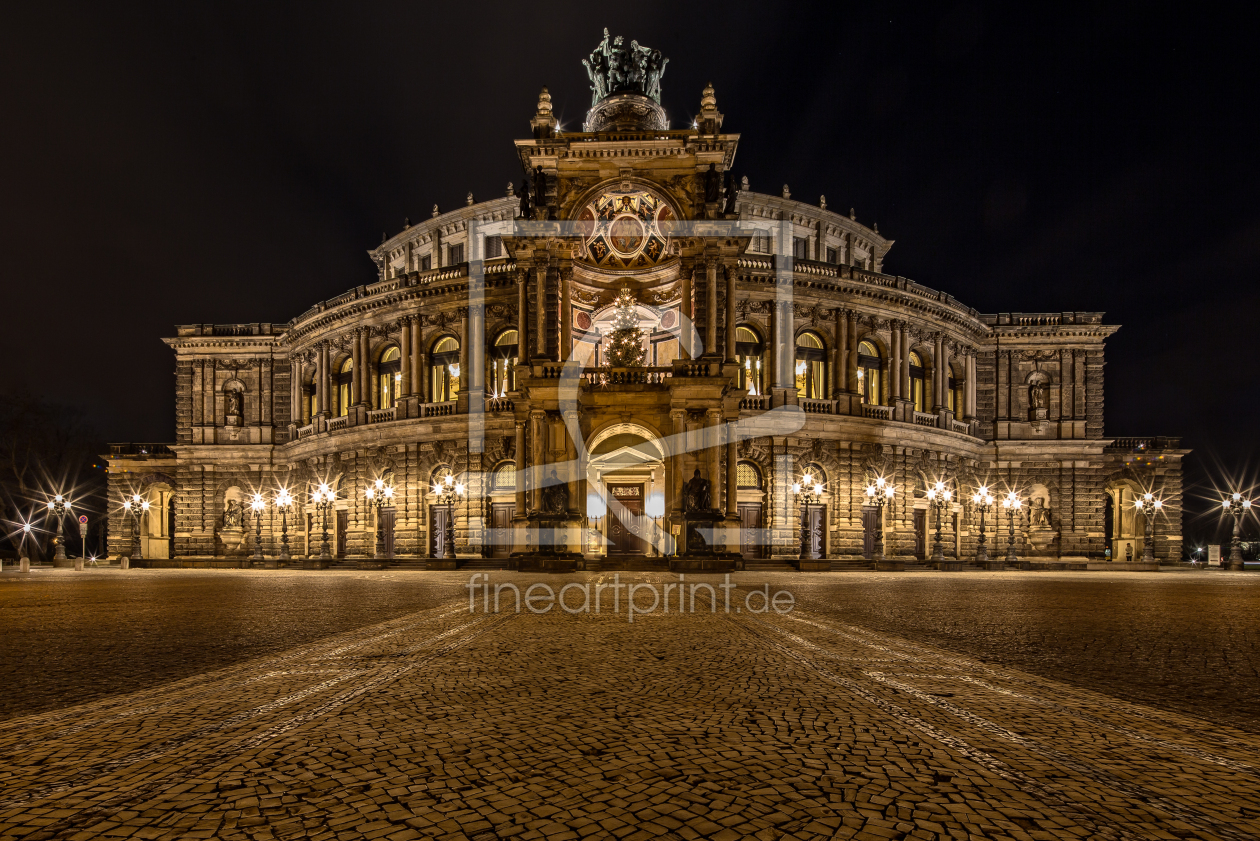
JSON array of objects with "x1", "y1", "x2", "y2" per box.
[{"x1": 107, "y1": 62, "x2": 1186, "y2": 571}]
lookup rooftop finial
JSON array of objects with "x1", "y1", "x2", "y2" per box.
[
  {"x1": 695, "y1": 82, "x2": 723, "y2": 134},
  {"x1": 782, "y1": 184, "x2": 791, "y2": 199},
  {"x1": 432, "y1": 204, "x2": 439, "y2": 218},
  {"x1": 819, "y1": 195, "x2": 827, "y2": 211},
  {"x1": 466, "y1": 191, "x2": 474, "y2": 206},
  {"x1": 536, "y1": 86, "x2": 553, "y2": 116},
  {"x1": 531, "y1": 85, "x2": 558, "y2": 139}
]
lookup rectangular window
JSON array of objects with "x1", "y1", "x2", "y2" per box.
[
  {"x1": 448, "y1": 243, "x2": 465, "y2": 265},
  {"x1": 750, "y1": 233, "x2": 772, "y2": 254},
  {"x1": 793, "y1": 237, "x2": 809, "y2": 260},
  {"x1": 484, "y1": 235, "x2": 502, "y2": 259},
  {"x1": 421, "y1": 254, "x2": 432, "y2": 271},
  {"x1": 826, "y1": 246, "x2": 838, "y2": 264}
]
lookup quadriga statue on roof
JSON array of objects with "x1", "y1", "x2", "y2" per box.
[{"x1": 582, "y1": 28, "x2": 668, "y2": 106}]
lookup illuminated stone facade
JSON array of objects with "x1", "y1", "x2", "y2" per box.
[{"x1": 106, "y1": 42, "x2": 1185, "y2": 570}]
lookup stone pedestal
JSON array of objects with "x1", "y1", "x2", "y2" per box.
[
  {"x1": 19, "y1": 557, "x2": 30, "y2": 573},
  {"x1": 670, "y1": 510, "x2": 737, "y2": 573},
  {"x1": 516, "y1": 513, "x2": 583, "y2": 573},
  {"x1": 74, "y1": 558, "x2": 84, "y2": 572}
]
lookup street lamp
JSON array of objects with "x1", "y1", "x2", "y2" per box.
[
  {"x1": 792, "y1": 470, "x2": 825, "y2": 559},
  {"x1": 1133, "y1": 492, "x2": 1164, "y2": 564},
  {"x1": 122, "y1": 493, "x2": 150, "y2": 561},
  {"x1": 275, "y1": 488, "x2": 293, "y2": 563},
  {"x1": 971, "y1": 485, "x2": 995, "y2": 564},
  {"x1": 313, "y1": 483, "x2": 336, "y2": 563},
  {"x1": 925, "y1": 481, "x2": 953, "y2": 563},
  {"x1": 250, "y1": 492, "x2": 266, "y2": 566},
  {"x1": 863, "y1": 476, "x2": 895, "y2": 563},
  {"x1": 1221, "y1": 492, "x2": 1252, "y2": 571},
  {"x1": 46, "y1": 493, "x2": 70, "y2": 563},
  {"x1": 1001, "y1": 490, "x2": 1022, "y2": 564},
  {"x1": 365, "y1": 478, "x2": 395, "y2": 560},
  {"x1": 432, "y1": 473, "x2": 465, "y2": 560}
]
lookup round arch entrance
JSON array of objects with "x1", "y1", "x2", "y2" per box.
[{"x1": 586, "y1": 423, "x2": 667, "y2": 562}]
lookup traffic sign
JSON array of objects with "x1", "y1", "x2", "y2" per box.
[{"x1": 78, "y1": 515, "x2": 88, "y2": 524}]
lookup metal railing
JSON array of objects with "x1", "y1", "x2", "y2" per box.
[{"x1": 108, "y1": 443, "x2": 175, "y2": 457}]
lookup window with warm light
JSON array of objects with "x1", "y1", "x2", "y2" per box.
[
  {"x1": 337, "y1": 357, "x2": 353, "y2": 416},
  {"x1": 857, "y1": 340, "x2": 881, "y2": 405},
  {"x1": 490, "y1": 329, "x2": 519, "y2": 397},
  {"x1": 795, "y1": 331, "x2": 826, "y2": 398},
  {"x1": 378, "y1": 346, "x2": 401, "y2": 408},
  {"x1": 909, "y1": 352, "x2": 926, "y2": 412},
  {"x1": 430, "y1": 336, "x2": 460, "y2": 402},
  {"x1": 737, "y1": 461, "x2": 762, "y2": 489},
  {"x1": 736, "y1": 326, "x2": 764, "y2": 396}
]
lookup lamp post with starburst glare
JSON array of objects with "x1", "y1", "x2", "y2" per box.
[
  {"x1": 1221, "y1": 492, "x2": 1252, "y2": 571},
  {"x1": 1002, "y1": 490, "x2": 1022, "y2": 564},
  {"x1": 1132, "y1": 492, "x2": 1163, "y2": 564}
]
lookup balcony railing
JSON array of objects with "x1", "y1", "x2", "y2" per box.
[
  {"x1": 586, "y1": 367, "x2": 670, "y2": 386},
  {"x1": 800, "y1": 398, "x2": 837, "y2": 415},
  {"x1": 740, "y1": 395, "x2": 770, "y2": 411},
  {"x1": 296, "y1": 424, "x2": 315, "y2": 439},
  {"x1": 421, "y1": 401, "x2": 456, "y2": 418},
  {"x1": 951, "y1": 419, "x2": 972, "y2": 435},
  {"x1": 108, "y1": 443, "x2": 175, "y2": 457},
  {"x1": 913, "y1": 411, "x2": 937, "y2": 427},
  {"x1": 327, "y1": 416, "x2": 349, "y2": 431},
  {"x1": 1108, "y1": 436, "x2": 1183, "y2": 451},
  {"x1": 861, "y1": 404, "x2": 893, "y2": 420},
  {"x1": 366, "y1": 407, "x2": 396, "y2": 424},
  {"x1": 486, "y1": 396, "x2": 515, "y2": 412}
]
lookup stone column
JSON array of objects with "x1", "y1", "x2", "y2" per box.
[
  {"x1": 261, "y1": 360, "x2": 272, "y2": 426},
  {"x1": 416, "y1": 318, "x2": 428, "y2": 402},
  {"x1": 317, "y1": 344, "x2": 328, "y2": 415},
  {"x1": 400, "y1": 318, "x2": 412, "y2": 398},
  {"x1": 724, "y1": 264, "x2": 737, "y2": 363},
  {"x1": 564, "y1": 409, "x2": 579, "y2": 511},
  {"x1": 890, "y1": 323, "x2": 902, "y2": 401},
  {"x1": 772, "y1": 300, "x2": 794, "y2": 389},
  {"x1": 535, "y1": 263, "x2": 548, "y2": 359},
  {"x1": 560, "y1": 267, "x2": 572, "y2": 362},
  {"x1": 362, "y1": 330, "x2": 372, "y2": 407},
  {"x1": 1060, "y1": 348, "x2": 1071, "y2": 420},
  {"x1": 933, "y1": 334, "x2": 945, "y2": 411},
  {"x1": 350, "y1": 330, "x2": 362, "y2": 406},
  {"x1": 845, "y1": 311, "x2": 858, "y2": 392},
  {"x1": 832, "y1": 309, "x2": 844, "y2": 397},
  {"x1": 459, "y1": 316, "x2": 470, "y2": 398},
  {"x1": 706, "y1": 259, "x2": 718, "y2": 357},
  {"x1": 725, "y1": 422, "x2": 739, "y2": 518},
  {"x1": 514, "y1": 420, "x2": 527, "y2": 514},
  {"x1": 941, "y1": 341, "x2": 952, "y2": 413},
  {"x1": 516, "y1": 271, "x2": 528, "y2": 363},
  {"x1": 670, "y1": 409, "x2": 686, "y2": 517},
  {"x1": 967, "y1": 352, "x2": 977, "y2": 419},
  {"x1": 680, "y1": 264, "x2": 693, "y2": 358},
  {"x1": 289, "y1": 358, "x2": 300, "y2": 426},
  {"x1": 706, "y1": 409, "x2": 722, "y2": 505},
  {"x1": 529, "y1": 410, "x2": 547, "y2": 511},
  {"x1": 901, "y1": 329, "x2": 911, "y2": 401}
]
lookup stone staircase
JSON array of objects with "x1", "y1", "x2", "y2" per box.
[
  {"x1": 829, "y1": 558, "x2": 875, "y2": 571},
  {"x1": 741, "y1": 561, "x2": 798, "y2": 573}
]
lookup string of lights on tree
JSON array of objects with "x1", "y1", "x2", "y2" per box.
[{"x1": 603, "y1": 288, "x2": 646, "y2": 368}]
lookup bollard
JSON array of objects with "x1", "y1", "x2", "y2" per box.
[
  {"x1": 74, "y1": 557, "x2": 84, "y2": 572},
  {"x1": 20, "y1": 556, "x2": 30, "y2": 573},
  {"x1": 121, "y1": 556, "x2": 130, "y2": 571}
]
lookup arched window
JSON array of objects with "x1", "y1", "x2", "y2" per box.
[
  {"x1": 857, "y1": 341, "x2": 882, "y2": 405},
  {"x1": 908, "y1": 352, "x2": 926, "y2": 413},
  {"x1": 795, "y1": 331, "x2": 826, "y2": 399},
  {"x1": 378, "y1": 346, "x2": 401, "y2": 409},
  {"x1": 737, "y1": 461, "x2": 762, "y2": 489},
  {"x1": 736, "y1": 326, "x2": 765, "y2": 396},
  {"x1": 430, "y1": 336, "x2": 460, "y2": 402},
  {"x1": 337, "y1": 358, "x2": 353, "y2": 417},
  {"x1": 490, "y1": 329, "x2": 519, "y2": 397},
  {"x1": 493, "y1": 463, "x2": 516, "y2": 491}
]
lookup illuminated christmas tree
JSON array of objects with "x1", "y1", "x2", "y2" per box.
[{"x1": 604, "y1": 288, "x2": 646, "y2": 368}]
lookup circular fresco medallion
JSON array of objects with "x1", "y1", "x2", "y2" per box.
[
  {"x1": 660, "y1": 310, "x2": 677, "y2": 329},
  {"x1": 578, "y1": 187, "x2": 673, "y2": 270},
  {"x1": 609, "y1": 217, "x2": 645, "y2": 255},
  {"x1": 575, "y1": 310, "x2": 592, "y2": 330}
]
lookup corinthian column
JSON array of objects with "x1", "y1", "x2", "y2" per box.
[
  {"x1": 706, "y1": 259, "x2": 718, "y2": 357},
  {"x1": 725, "y1": 264, "x2": 737, "y2": 363}
]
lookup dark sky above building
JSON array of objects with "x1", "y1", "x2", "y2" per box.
[{"x1": 2, "y1": 2, "x2": 1255, "y2": 536}]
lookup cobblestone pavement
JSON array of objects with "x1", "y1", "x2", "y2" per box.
[{"x1": 2, "y1": 570, "x2": 1259, "y2": 840}]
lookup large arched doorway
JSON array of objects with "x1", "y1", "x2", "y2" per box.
[{"x1": 586, "y1": 424, "x2": 667, "y2": 564}]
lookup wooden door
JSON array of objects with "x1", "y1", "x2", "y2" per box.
[
  {"x1": 607, "y1": 484, "x2": 645, "y2": 556},
  {"x1": 490, "y1": 503, "x2": 515, "y2": 558},
  {"x1": 739, "y1": 502, "x2": 763, "y2": 560},
  {"x1": 381, "y1": 508, "x2": 396, "y2": 558},
  {"x1": 862, "y1": 507, "x2": 877, "y2": 559},
  {"x1": 913, "y1": 508, "x2": 926, "y2": 560},
  {"x1": 336, "y1": 511, "x2": 349, "y2": 558},
  {"x1": 430, "y1": 505, "x2": 449, "y2": 558},
  {"x1": 799, "y1": 504, "x2": 824, "y2": 560}
]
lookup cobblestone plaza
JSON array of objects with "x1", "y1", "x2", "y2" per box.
[{"x1": 2, "y1": 568, "x2": 1258, "y2": 841}]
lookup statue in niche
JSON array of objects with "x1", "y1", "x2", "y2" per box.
[
  {"x1": 518, "y1": 180, "x2": 532, "y2": 218},
  {"x1": 722, "y1": 172, "x2": 738, "y2": 215},
  {"x1": 684, "y1": 469, "x2": 713, "y2": 513},
  {"x1": 542, "y1": 469, "x2": 569, "y2": 515},
  {"x1": 225, "y1": 390, "x2": 242, "y2": 419},
  {"x1": 1030, "y1": 496, "x2": 1051, "y2": 528},
  {"x1": 532, "y1": 166, "x2": 547, "y2": 208},
  {"x1": 222, "y1": 499, "x2": 242, "y2": 529},
  {"x1": 704, "y1": 163, "x2": 721, "y2": 203},
  {"x1": 1030, "y1": 380, "x2": 1049, "y2": 411}
]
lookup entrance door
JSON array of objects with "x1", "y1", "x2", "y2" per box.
[
  {"x1": 490, "y1": 503, "x2": 515, "y2": 558},
  {"x1": 381, "y1": 508, "x2": 396, "y2": 558},
  {"x1": 607, "y1": 484, "x2": 645, "y2": 556},
  {"x1": 799, "y1": 504, "x2": 824, "y2": 560},
  {"x1": 862, "y1": 507, "x2": 877, "y2": 559},
  {"x1": 336, "y1": 511, "x2": 349, "y2": 558},
  {"x1": 913, "y1": 509, "x2": 926, "y2": 561},
  {"x1": 430, "y1": 505, "x2": 449, "y2": 558},
  {"x1": 739, "y1": 502, "x2": 763, "y2": 560}
]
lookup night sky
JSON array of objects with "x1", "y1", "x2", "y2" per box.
[{"x1": 2, "y1": 2, "x2": 1255, "y2": 539}]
